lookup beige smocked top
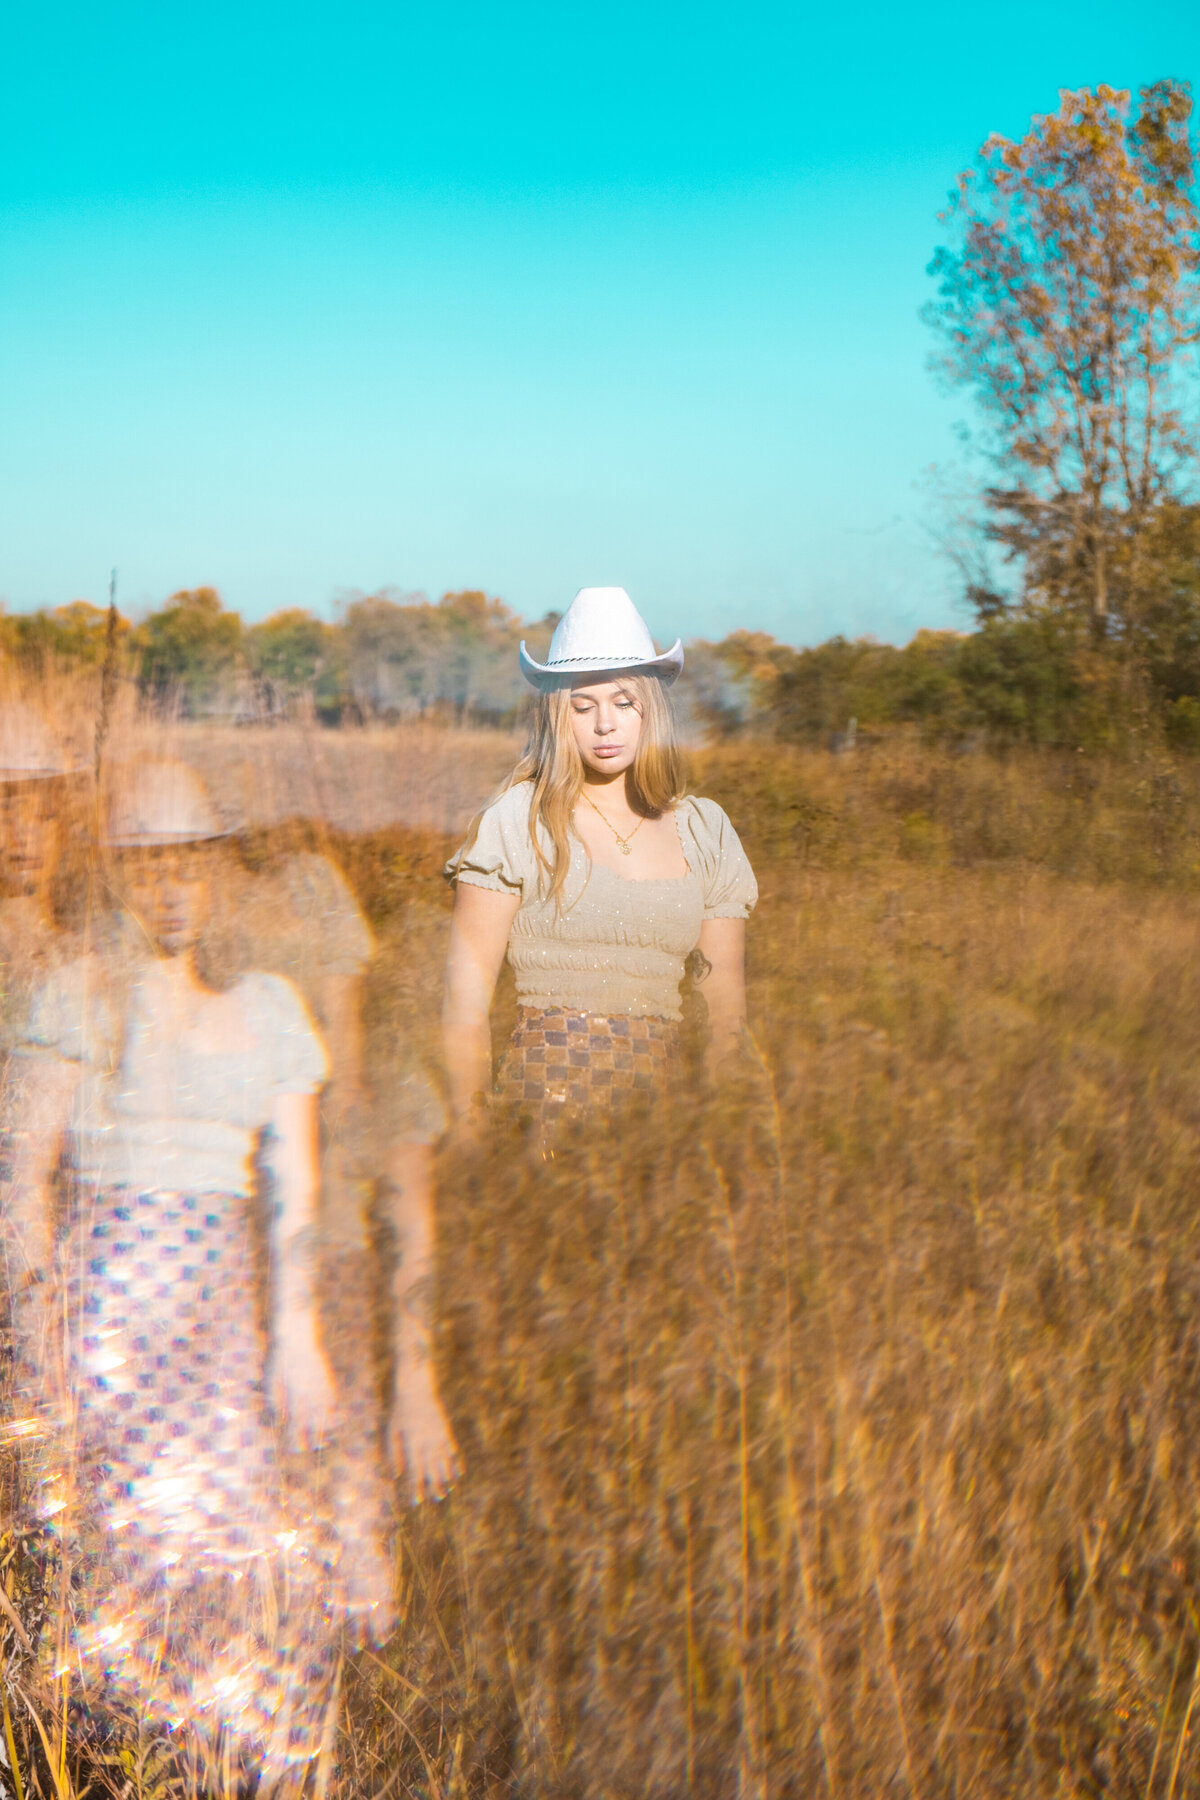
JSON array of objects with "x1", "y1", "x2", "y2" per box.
[{"x1": 445, "y1": 783, "x2": 757, "y2": 1022}]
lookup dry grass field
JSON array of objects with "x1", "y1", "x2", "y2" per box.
[{"x1": 9, "y1": 725, "x2": 1200, "y2": 1797}]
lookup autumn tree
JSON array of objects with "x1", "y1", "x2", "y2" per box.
[
  {"x1": 683, "y1": 631, "x2": 792, "y2": 735},
  {"x1": 0, "y1": 600, "x2": 127, "y2": 670},
  {"x1": 133, "y1": 587, "x2": 243, "y2": 713},
  {"x1": 432, "y1": 589, "x2": 525, "y2": 719},
  {"x1": 928, "y1": 82, "x2": 1200, "y2": 636},
  {"x1": 244, "y1": 608, "x2": 342, "y2": 714},
  {"x1": 340, "y1": 590, "x2": 440, "y2": 717},
  {"x1": 340, "y1": 588, "x2": 525, "y2": 721}
]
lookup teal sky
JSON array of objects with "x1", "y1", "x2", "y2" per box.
[{"x1": 1, "y1": 2, "x2": 1197, "y2": 645}]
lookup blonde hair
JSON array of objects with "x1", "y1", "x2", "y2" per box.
[{"x1": 467, "y1": 675, "x2": 684, "y2": 904}]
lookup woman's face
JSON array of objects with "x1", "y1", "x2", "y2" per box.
[
  {"x1": 0, "y1": 780, "x2": 61, "y2": 902},
  {"x1": 118, "y1": 844, "x2": 215, "y2": 958},
  {"x1": 568, "y1": 680, "x2": 644, "y2": 778}
]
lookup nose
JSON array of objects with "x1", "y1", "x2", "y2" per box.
[{"x1": 594, "y1": 707, "x2": 617, "y2": 735}]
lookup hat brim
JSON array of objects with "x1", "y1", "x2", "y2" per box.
[
  {"x1": 103, "y1": 827, "x2": 236, "y2": 849},
  {"x1": 0, "y1": 763, "x2": 91, "y2": 784},
  {"x1": 519, "y1": 639, "x2": 684, "y2": 692}
]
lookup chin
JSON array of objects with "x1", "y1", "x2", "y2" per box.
[
  {"x1": 156, "y1": 933, "x2": 200, "y2": 958},
  {"x1": 0, "y1": 873, "x2": 40, "y2": 900}
]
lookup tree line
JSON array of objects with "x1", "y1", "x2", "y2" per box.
[
  {"x1": 0, "y1": 587, "x2": 549, "y2": 727},
  {"x1": 4, "y1": 78, "x2": 1199, "y2": 751},
  {"x1": 8, "y1": 581, "x2": 1200, "y2": 752}
]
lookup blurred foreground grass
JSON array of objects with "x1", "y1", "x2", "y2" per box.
[{"x1": 10, "y1": 732, "x2": 1200, "y2": 1796}]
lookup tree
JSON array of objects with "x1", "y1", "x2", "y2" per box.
[
  {"x1": 680, "y1": 631, "x2": 794, "y2": 736},
  {"x1": 245, "y1": 609, "x2": 340, "y2": 714},
  {"x1": 340, "y1": 589, "x2": 525, "y2": 722},
  {"x1": 340, "y1": 591, "x2": 441, "y2": 717},
  {"x1": 928, "y1": 82, "x2": 1200, "y2": 633},
  {"x1": 1125, "y1": 502, "x2": 1200, "y2": 698},
  {"x1": 133, "y1": 587, "x2": 244, "y2": 714},
  {"x1": 0, "y1": 600, "x2": 127, "y2": 670},
  {"x1": 431, "y1": 590, "x2": 524, "y2": 720}
]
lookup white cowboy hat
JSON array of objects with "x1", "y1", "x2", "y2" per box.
[
  {"x1": 519, "y1": 587, "x2": 684, "y2": 690},
  {"x1": 0, "y1": 702, "x2": 87, "y2": 782},
  {"x1": 105, "y1": 759, "x2": 232, "y2": 848}
]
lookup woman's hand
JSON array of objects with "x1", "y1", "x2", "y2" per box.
[
  {"x1": 263, "y1": 1089, "x2": 335, "y2": 1449},
  {"x1": 383, "y1": 1139, "x2": 460, "y2": 1502},
  {"x1": 271, "y1": 1310, "x2": 336, "y2": 1450},
  {"x1": 389, "y1": 1365, "x2": 460, "y2": 1504}
]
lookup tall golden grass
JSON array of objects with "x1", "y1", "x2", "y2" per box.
[{"x1": 8, "y1": 725, "x2": 1200, "y2": 1795}]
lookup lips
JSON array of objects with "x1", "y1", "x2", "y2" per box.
[{"x1": 592, "y1": 746, "x2": 623, "y2": 758}]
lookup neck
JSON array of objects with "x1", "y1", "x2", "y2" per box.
[
  {"x1": 151, "y1": 946, "x2": 207, "y2": 995},
  {"x1": 581, "y1": 767, "x2": 630, "y2": 798},
  {"x1": 1, "y1": 891, "x2": 49, "y2": 926}
]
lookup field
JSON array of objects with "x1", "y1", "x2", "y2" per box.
[{"x1": 9, "y1": 725, "x2": 1200, "y2": 1797}]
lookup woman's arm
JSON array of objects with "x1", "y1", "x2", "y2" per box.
[
  {"x1": 442, "y1": 884, "x2": 520, "y2": 1125},
  {"x1": 695, "y1": 916, "x2": 748, "y2": 1078},
  {"x1": 263, "y1": 1089, "x2": 335, "y2": 1448},
  {"x1": 382, "y1": 1138, "x2": 459, "y2": 1502},
  {"x1": 1, "y1": 1057, "x2": 78, "y2": 1384},
  {"x1": 313, "y1": 972, "x2": 366, "y2": 1117},
  {"x1": 2, "y1": 1058, "x2": 77, "y2": 1279},
  {"x1": 312, "y1": 969, "x2": 369, "y2": 1248}
]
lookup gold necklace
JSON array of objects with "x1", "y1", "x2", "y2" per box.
[{"x1": 578, "y1": 788, "x2": 646, "y2": 856}]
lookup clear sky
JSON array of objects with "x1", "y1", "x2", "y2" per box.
[{"x1": 1, "y1": 2, "x2": 1197, "y2": 645}]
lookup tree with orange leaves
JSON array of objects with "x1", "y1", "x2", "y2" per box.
[{"x1": 928, "y1": 82, "x2": 1200, "y2": 638}]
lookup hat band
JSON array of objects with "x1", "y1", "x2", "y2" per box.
[
  {"x1": 543, "y1": 653, "x2": 665, "y2": 667},
  {"x1": 0, "y1": 764, "x2": 85, "y2": 780}
]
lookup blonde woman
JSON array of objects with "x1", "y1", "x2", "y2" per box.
[
  {"x1": 444, "y1": 587, "x2": 757, "y2": 1129},
  {"x1": 0, "y1": 703, "x2": 85, "y2": 1048},
  {"x1": 5, "y1": 762, "x2": 378, "y2": 1779},
  {"x1": 0, "y1": 705, "x2": 88, "y2": 1353}
]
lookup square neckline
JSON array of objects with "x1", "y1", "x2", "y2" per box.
[{"x1": 577, "y1": 804, "x2": 695, "y2": 886}]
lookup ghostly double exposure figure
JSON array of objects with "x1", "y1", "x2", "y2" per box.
[
  {"x1": 0, "y1": 747, "x2": 456, "y2": 1781},
  {"x1": 0, "y1": 705, "x2": 85, "y2": 1340}
]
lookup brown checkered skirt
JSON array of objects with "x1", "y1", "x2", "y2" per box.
[{"x1": 496, "y1": 1007, "x2": 681, "y2": 1125}]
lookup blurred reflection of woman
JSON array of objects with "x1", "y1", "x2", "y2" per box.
[
  {"x1": 0, "y1": 704, "x2": 86, "y2": 1322},
  {"x1": 443, "y1": 587, "x2": 758, "y2": 1133},
  {"x1": 229, "y1": 832, "x2": 458, "y2": 1504},
  {"x1": 0, "y1": 702, "x2": 82, "y2": 1042},
  {"x1": 4, "y1": 761, "x2": 370, "y2": 1779}
]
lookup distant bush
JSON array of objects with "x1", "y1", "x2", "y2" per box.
[
  {"x1": 1165, "y1": 694, "x2": 1200, "y2": 751},
  {"x1": 8, "y1": 572, "x2": 1200, "y2": 750}
]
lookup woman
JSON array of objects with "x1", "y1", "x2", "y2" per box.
[
  {"x1": 0, "y1": 701, "x2": 85, "y2": 1043},
  {"x1": 5, "y1": 761, "x2": 368, "y2": 1780},
  {"x1": 0, "y1": 702, "x2": 82, "y2": 1055},
  {"x1": 228, "y1": 827, "x2": 458, "y2": 1504},
  {"x1": 443, "y1": 587, "x2": 757, "y2": 1130}
]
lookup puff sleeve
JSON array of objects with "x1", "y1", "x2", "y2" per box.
[
  {"x1": 253, "y1": 973, "x2": 331, "y2": 1096},
  {"x1": 683, "y1": 798, "x2": 758, "y2": 920},
  {"x1": 18, "y1": 956, "x2": 115, "y2": 1069},
  {"x1": 444, "y1": 783, "x2": 537, "y2": 896},
  {"x1": 225, "y1": 853, "x2": 374, "y2": 993},
  {"x1": 282, "y1": 854, "x2": 374, "y2": 977}
]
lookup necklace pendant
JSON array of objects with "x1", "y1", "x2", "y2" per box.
[{"x1": 619, "y1": 841, "x2": 632, "y2": 855}]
